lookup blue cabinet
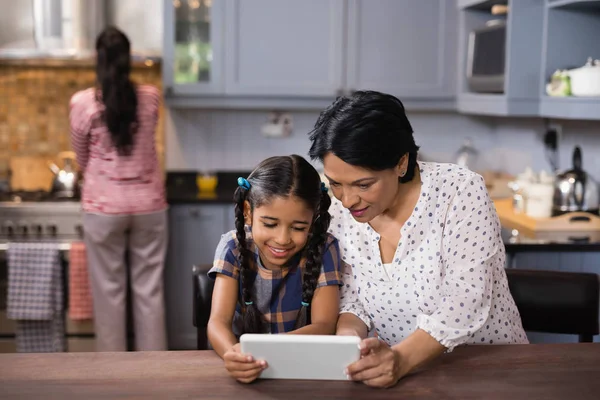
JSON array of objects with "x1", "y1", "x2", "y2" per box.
[
  {"x1": 165, "y1": 204, "x2": 228, "y2": 350},
  {"x1": 163, "y1": 0, "x2": 458, "y2": 110},
  {"x1": 346, "y1": 0, "x2": 457, "y2": 108}
]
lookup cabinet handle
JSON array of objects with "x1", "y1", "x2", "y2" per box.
[
  {"x1": 347, "y1": 88, "x2": 356, "y2": 96},
  {"x1": 336, "y1": 88, "x2": 344, "y2": 97},
  {"x1": 189, "y1": 209, "x2": 200, "y2": 218}
]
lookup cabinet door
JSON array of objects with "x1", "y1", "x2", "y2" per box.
[
  {"x1": 163, "y1": 0, "x2": 226, "y2": 96},
  {"x1": 164, "y1": 204, "x2": 227, "y2": 350},
  {"x1": 224, "y1": 0, "x2": 345, "y2": 97},
  {"x1": 346, "y1": 0, "x2": 457, "y2": 99}
]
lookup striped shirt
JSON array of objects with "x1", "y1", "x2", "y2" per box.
[
  {"x1": 69, "y1": 85, "x2": 167, "y2": 215},
  {"x1": 209, "y1": 230, "x2": 343, "y2": 336}
]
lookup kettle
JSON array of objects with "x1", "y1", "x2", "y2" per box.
[
  {"x1": 48, "y1": 152, "x2": 81, "y2": 199},
  {"x1": 552, "y1": 146, "x2": 599, "y2": 216}
]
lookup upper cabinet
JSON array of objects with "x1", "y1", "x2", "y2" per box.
[
  {"x1": 224, "y1": 0, "x2": 344, "y2": 97},
  {"x1": 163, "y1": 0, "x2": 226, "y2": 96},
  {"x1": 456, "y1": 0, "x2": 600, "y2": 120},
  {"x1": 539, "y1": 0, "x2": 600, "y2": 120},
  {"x1": 346, "y1": 0, "x2": 456, "y2": 104},
  {"x1": 163, "y1": 0, "x2": 457, "y2": 110},
  {"x1": 456, "y1": 0, "x2": 545, "y2": 117}
]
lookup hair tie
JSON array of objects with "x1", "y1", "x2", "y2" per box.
[
  {"x1": 237, "y1": 177, "x2": 251, "y2": 190},
  {"x1": 301, "y1": 301, "x2": 310, "y2": 307},
  {"x1": 245, "y1": 301, "x2": 253, "y2": 306},
  {"x1": 320, "y1": 182, "x2": 328, "y2": 193}
]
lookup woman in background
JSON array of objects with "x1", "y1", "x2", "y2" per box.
[{"x1": 70, "y1": 27, "x2": 167, "y2": 351}]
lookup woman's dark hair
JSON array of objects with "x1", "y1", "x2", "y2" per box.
[
  {"x1": 234, "y1": 155, "x2": 332, "y2": 334},
  {"x1": 95, "y1": 26, "x2": 138, "y2": 155},
  {"x1": 308, "y1": 90, "x2": 420, "y2": 183}
]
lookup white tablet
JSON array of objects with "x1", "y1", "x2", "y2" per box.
[{"x1": 239, "y1": 334, "x2": 361, "y2": 381}]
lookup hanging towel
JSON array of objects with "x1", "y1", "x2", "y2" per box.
[
  {"x1": 68, "y1": 242, "x2": 94, "y2": 320},
  {"x1": 7, "y1": 243, "x2": 65, "y2": 353}
]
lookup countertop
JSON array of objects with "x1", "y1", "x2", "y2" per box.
[
  {"x1": 0, "y1": 344, "x2": 599, "y2": 399},
  {"x1": 166, "y1": 171, "x2": 248, "y2": 205}
]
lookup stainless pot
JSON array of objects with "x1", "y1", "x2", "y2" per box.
[{"x1": 552, "y1": 146, "x2": 599, "y2": 216}]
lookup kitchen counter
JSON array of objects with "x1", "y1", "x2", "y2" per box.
[
  {"x1": 0, "y1": 344, "x2": 599, "y2": 399},
  {"x1": 166, "y1": 171, "x2": 249, "y2": 205},
  {"x1": 165, "y1": 173, "x2": 600, "y2": 251}
]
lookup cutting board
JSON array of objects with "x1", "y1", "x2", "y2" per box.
[
  {"x1": 494, "y1": 198, "x2": 600, "y2": 241},
  {"x1": 9, "y1": 156, "x2": 54, "y2": 191}
]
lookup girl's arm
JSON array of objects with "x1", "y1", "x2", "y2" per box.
[
  {"x1": 206, "y1": 274, "x2": 240, "y2": 357},
  {"x1": 287, "y1": 285, "x2": 340, "y2": 335}
]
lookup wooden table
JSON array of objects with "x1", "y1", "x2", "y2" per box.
[{"x1": 1, "y1": 344, "x2": 599, "y2": 399}]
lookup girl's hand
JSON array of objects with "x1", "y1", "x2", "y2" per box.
[
  {"x1": 345, "y1": 338, "x2": 403, "y2": 388},
  {"x1": 223, "y1": 343, "x2": 268, "y2": 383}
]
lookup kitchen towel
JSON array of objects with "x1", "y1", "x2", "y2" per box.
[
  {"x1": 68, "y1": 241, "x2": 94, "y2": 320},
  {"x1": 7, "y1": 242, "x2": 65, "y2": 353}
]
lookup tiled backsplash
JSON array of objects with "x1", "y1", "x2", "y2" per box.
[
  {"x1": 166, "y1": 108, "x2": 600, "y2": 180},
  {"x1": 0, "y1": 62, "x2": 164, "y2": 180}
]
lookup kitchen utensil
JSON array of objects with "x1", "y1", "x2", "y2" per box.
[
  {"x1": 48, "y1": 152, "x2": 81, "y2": 199},
  {"x1": 567, "y1": 57, "x2": 600, "y2": 97},
  {"x1": 552, "y1": 146, "x2": 599, "y2": 216},
  {"x1": 9, "y1": 156, "x2": 54, "y2": 191}
]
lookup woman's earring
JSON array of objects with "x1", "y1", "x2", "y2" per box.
[{"x1": 400, "y1": 170, "x2": 406, "y2": 177}]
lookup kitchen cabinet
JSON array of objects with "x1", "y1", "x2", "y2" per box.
[
  {"x1": 456, "y1": 0, "x2": 545, "y2": 117},
  {"x1": 456, "y1": 0, "x2": 600, "y2": 120},
  {"x1": 163, "y1": 0, "x2": 226, "y2": 96},
  {"x1": 165, "y1": 204, "x2": 228, "y2": 350},
  {"x1": 539, "y1": 0, "x2": 600, "y2": 120},
  {"x1": 163, "y1": 0, "x2": 458, "y2": 110},
  {"x1": 346, "y1": 0, "x2": 457, "y2": 107},
  {"x1": 224, "y1": 0, "x2": 344, "y2": 97}
]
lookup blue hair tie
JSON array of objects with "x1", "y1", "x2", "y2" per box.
[
  {"x1": 245, "y1": 301, "x2": 253, "y2": 306},
  {"x1": 301, "y1": 301, "x2": 310, "y2": 307},
  {"x1": 238, "y1": 177, "x2": 251, "y2": 190},
  {"x1": 320, "y1": 182, "x2": 328, "y2": 193}
]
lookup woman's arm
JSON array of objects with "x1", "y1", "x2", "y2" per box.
[
  {"x1": 336, "y1": 259, "x2": 372, "y2": 338},
  {"x1": 287, "y1": 285, "x2": 340, "y2": 335},
  {"x1": 206, "y1": 274, "x2": 239, "y2": 358},
  {"x1": 69, "y1": 95, "x2": 91, "y2": 172},
  {"x1": 336, "y1": 313, "x2": 369, "y2": 338},
  {"x1": 392, "y1": 328, "x2": 445, "y2": 376},
  {"x1": 347, "y1": 174, "x2": 504, "y2": 388}
]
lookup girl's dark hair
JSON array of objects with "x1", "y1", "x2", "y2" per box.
[
  {"x1": 308, "y1": 90, "x2": 420, "y2": 183},
  {"x1": 95, "y1": 26, "x2": 138, "y2": 155},
  {"x1": 234, "y1": 155, "x2": 332, "y2": 334}
]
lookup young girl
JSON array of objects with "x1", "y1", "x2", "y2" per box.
[{"x1": 207, "y1": 155, "x2": 342, "y2": 383}]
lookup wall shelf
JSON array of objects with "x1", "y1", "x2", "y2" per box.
[
  {"x1": 547, "y1": 0, "x2": 600, "y2": 10},
  {"x1": 457, "y1": 0, "x2": 507, "y2": 10},
  {"x1": 457, "y1": 0, "x2": 545, "y2": 118},
  {"x1": 457, "y1": 93, "x2": 539, "y2": 116},
  {"x1": 540, "y1": 97, "x2": 600, "y2": 120}
]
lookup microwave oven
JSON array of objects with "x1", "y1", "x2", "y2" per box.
[{"x1": 466, "y1": 20, "x2": 507, "y2": 93}]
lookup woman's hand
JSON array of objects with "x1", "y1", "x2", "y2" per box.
[
  {"x1": 223, "y1": 343, "x2": 268, "y2": 383},
  {"x1": 345, "y1": 337, "x2": 404, "y2": 388}
]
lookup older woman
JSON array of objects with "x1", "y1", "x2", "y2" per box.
[{"x1": 308, "y1": 91, "x2": 527, "y2": 388}]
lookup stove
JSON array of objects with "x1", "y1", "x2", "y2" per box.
[{"x1": 0, "y1": 192, "x2": 83, "y2": 245}]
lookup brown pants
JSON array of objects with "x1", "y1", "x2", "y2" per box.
[{"x1": 83, "y1": 210, "x2": 167, "y2": 351}]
